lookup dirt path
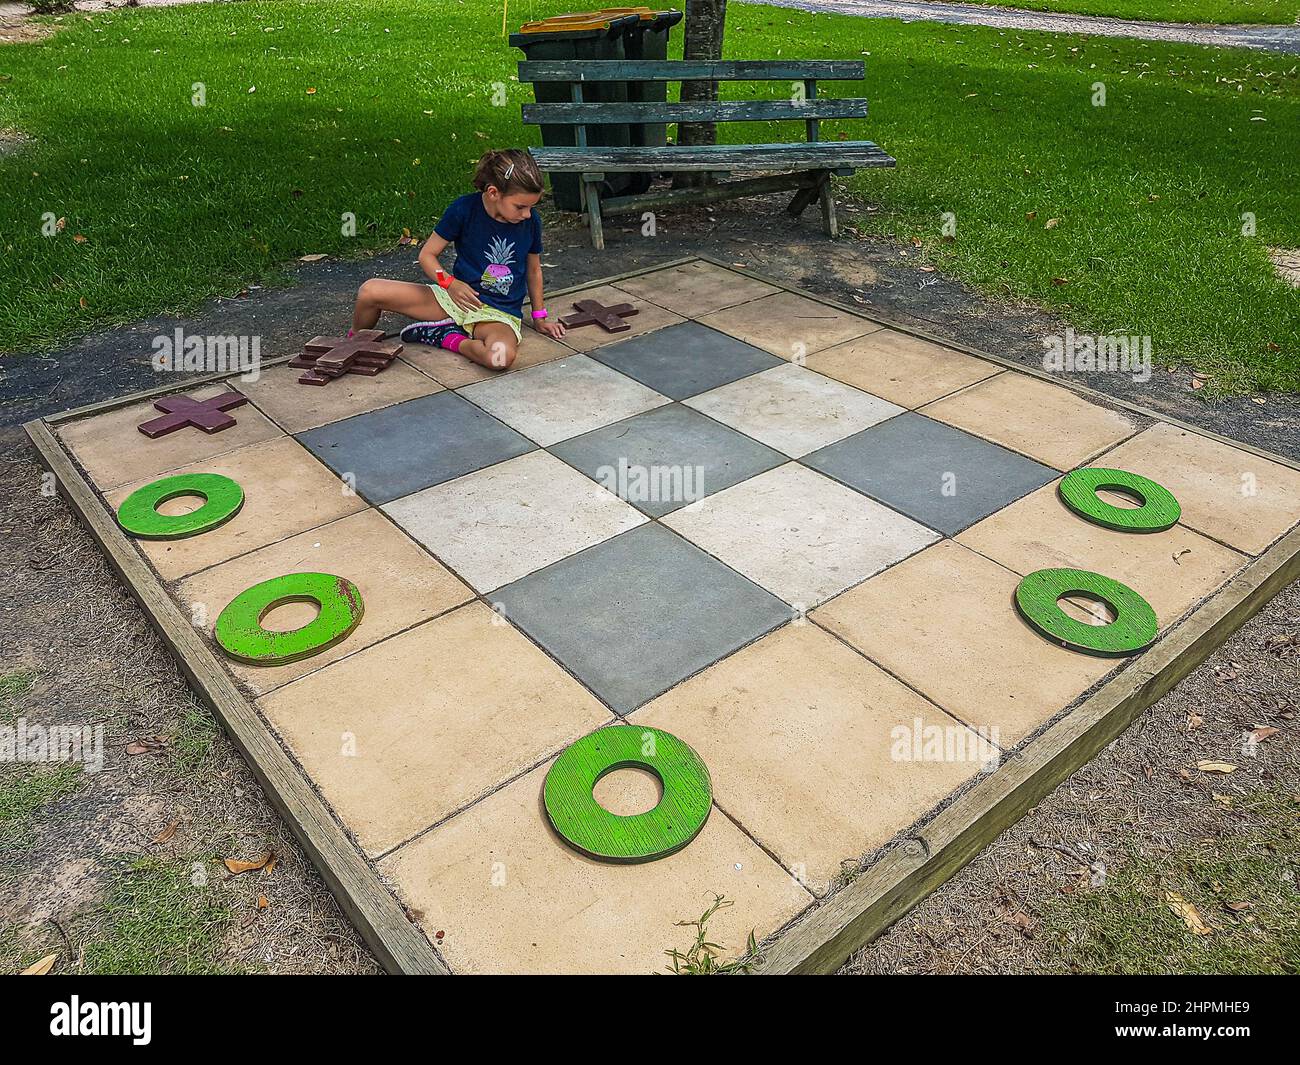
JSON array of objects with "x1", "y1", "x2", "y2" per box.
[{"x1": 762, "y1": 0, "x2": 1300, "y2": 52}]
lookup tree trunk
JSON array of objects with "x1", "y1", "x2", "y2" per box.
[{"x1": 673, "y1": 0, "x2": 727, "y2": 188}]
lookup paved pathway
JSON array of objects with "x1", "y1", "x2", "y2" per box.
[{"x1": 761, "y1": 0, "x2": 1300, "y2": 53}]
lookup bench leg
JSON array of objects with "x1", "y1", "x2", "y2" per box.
[
  {"x1": 785, "y1": 178, "x2": 820, "y2": 217},
  {"x1": 583, "y1": 177, "x2": 605, "y2": 251},
  {"x1": 818, "y1": 171, "x2": 838, "y2": 239}
]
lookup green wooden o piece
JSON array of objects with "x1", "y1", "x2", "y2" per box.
[
  {"x1": 1058, "y1": 468, "x2": 1180, "y2": 533},
  {"x1": 1015, "y1": 568, "x2": 1158, "y2": 657},
  {"x1": 116, "y1": 473, "x2": 244, "y2": 540},
  {"x1": 215, "y1": 572, "x2": 364, "y2": 664},
  {"x1": 544, "y1": 726, "x2": 712, "y2": 864}
]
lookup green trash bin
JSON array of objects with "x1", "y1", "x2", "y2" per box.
[
  {"x1": 511, "y1": 13, "x2": 641, "y2": 212},
  {"x1": 607, "y1": 8, "x2": 684, "y2": 196}
]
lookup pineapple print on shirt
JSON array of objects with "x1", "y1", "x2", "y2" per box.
[{"x1": 480, "y1": 236, "x2": 517, "y2": 296}]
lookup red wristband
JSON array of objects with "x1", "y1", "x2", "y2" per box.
[{"x1": 435, "y1": 270, "x2": 453, "y2": 290}]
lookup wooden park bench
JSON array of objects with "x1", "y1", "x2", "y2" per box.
[{"x1": 518, "y1": 59, "x2": 894, "y2": 249}]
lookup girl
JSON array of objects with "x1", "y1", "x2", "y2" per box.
[{"x1": 351, "y1": 149, "x2": 566, "y2": 370}]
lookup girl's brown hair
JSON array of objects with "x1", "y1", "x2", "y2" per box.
[{"x1": 473, "y1": 149, "x2": 544, "y2": 197}]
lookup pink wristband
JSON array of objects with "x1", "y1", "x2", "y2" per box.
[{"x1": 531, "y1": 309, "x2": 548, "y2": 320}]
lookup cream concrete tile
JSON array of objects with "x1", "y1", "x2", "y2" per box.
[
  {"x1": 664, "y1": 463, "x2": 937, "y2": 607},
  {"x1": 458, "y1": 355, "x2": 670, "y2": 447},
  {"x1": 813, "y1": 540, "x2": 1115, "y2": 745},
  {"x1": 612, "y1": 259, "x2": 780, "y2": 316},
  {"x1": 177, "y1": 510, "x2": 472, "y2": 695},
  {"x1": 106, "y1": 436, "x2": 366, "y2": 580},
  {"x1": 548, "y1": 283, "x2": 686, "y2": 353},
  {"x1": 806, "y1": 330, "x2": 1003, "y2": 409},
  {"x1": 399, "y1": 328, "x2": 574, "y2": 389},
  {"x1": 239, "y1": 359, "x2": 443, "y2": 433},
  {"x1": 956, "y1": 482, "x2": 1247, "y2": 626},
  {"x1": 382, "y1": 451, "x2": 647, "y2": 593},
  {"x1": 696, "y1": 290, "x2": 880, "y2": 360},
  {"x1": 631, "y1": 624, "x2": 986, "y2": 893},
  {"x1": 1095, "y1": 422, "x2": 1300, "y2": 556},
  {"x1": 920, "y1": 372, "x2": 1139, "y2": 470},
  {"x1": 683, "y1": 363, "x2": 904, "y2": 458},
  {"x1": 58, "y1": 384, "x2": 282, "y2": 491},
  {"x1": 259, "y1": 603, "x2": 609, "y2": 856},
  {"x1": 378, "y1": 753, "x2": 813, "y2": 973}
]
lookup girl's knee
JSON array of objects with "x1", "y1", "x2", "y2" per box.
[
  {"x1": 484, "y1": 335, "x2": 517, "y2": 370},
  {"x1": 356, "y1": 278, "x2": 386, "y2": 307}
]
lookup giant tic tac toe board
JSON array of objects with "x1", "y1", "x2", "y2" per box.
[{"x1": 26, "y1": 257, "x2": 1300, "y2": 974}]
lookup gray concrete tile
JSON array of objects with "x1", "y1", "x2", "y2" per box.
[
  {"x1": 297, "y1": 391, "x2": 535, "y2": 505},
  {"x1": 587, "y1": 321, "x2": 784, "y2": 400},
  {"x1": 492, "y1": 524, "x2": 791, "y2": 714},
  {"x1": 549, "y1": 403, "x2": 786, "y2": 517},
  {"x1": 803, "y1": 412, "x2": 1058, "y2": 535}
]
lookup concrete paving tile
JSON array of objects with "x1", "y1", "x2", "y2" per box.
[
  {"x1": 378, "y1": 753, "x2": 813, "y2": 973},
  {"x1": 382, "y1": 450, "x2": 647, "y2": 593},
  {"x1": 259, "y1": 602, "x2": 609, "y2": 856},
  {"x1": 458, "y1": 355, "x2": 670, "y2": 447},
  {"x1": 492, "y1": 524, "x2": 791, "y2": 713},
  {"x1": 1095, "y1": 422, "x2": 1300, "y2": 556},
  {"x1": 587, "y1": 320, "x2": 784, "y2": 400},
  {"x1": 805, "y1": 330, "x2": 1002, "y2": 409},
  {"x1": 296, "y1": 391, "x2": 535, "y2": 504},
  {"x1": 663, "y1": 463, "x2": 938, "y2": 607},
  {"x1": 549, "y1": 403, "x2": 786, "y2": 517},
  {"x1": 696, "y1": 290, "x2": 880, "y2": 360},
  {"x1": 59, "y1": 384, "x2": 282, "y2": 491},
  {"x1": 105, "y1": 436, "x2": 367, "y2": 581},
  {"x1": 804, "y1": 412, "x2": 1058, "y2": 535},
  {"x1": 919, "y1": 372, "x2": 1139, "y2": 470},
  {"x1": 683, "y1": 363, "x2": 904, "y2": 458},
  {"x1": 239, "y1": 358, "x2": 444, "y2": 433},
  {"x1": 177, "y1": 509, "x2": 472, "y2": 695},
  {"x1": 632, "y1": 624, "x2": 987, "y2": 893},
  {"x1": 956, "y1": 482, "x2": 1248, "y2": 626},
  {"x1": 813, "y1": 540, "x2": 1116, "y2": 746},
  {"x1": 611, "y1": 259, "x2": 781, "y2": 316}
]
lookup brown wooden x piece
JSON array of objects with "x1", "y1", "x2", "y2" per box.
[
  {"x1": 559, "y1": 299, "x2": 639, "y2": 333},
  {"x1": 288, "y1": 329, "x2": 403, "y2": 385},
  {"x1": 137, "y1": 390, "x2": 248, "y2": 438}
]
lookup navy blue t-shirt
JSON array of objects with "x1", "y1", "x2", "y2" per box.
[{"x1": 434, "y1": 193, "x2": 543, "y2": 319}]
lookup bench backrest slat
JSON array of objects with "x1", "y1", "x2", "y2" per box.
[
  {"x1": 518, "y1": 59, "x2": 865, "y2": 83},
  {"x1": 522, "y1": 98, "x2": 869, "y2": 125}
]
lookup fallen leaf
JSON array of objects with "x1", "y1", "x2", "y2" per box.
[
  {"x1": 21, "y1": 954, "x2": 57, "y2": 975},
  {"x1": 305, "y1": 87, "x2": 317, "y2": 95},
  {"x1": 1212, "y1": 793, "x2": 1233, "y2": 807},
  {"x1": 1187, "y1": 712, "x2": 1203, "y2": 729},
  {"x1": 224, "y1": 851, "x2": 273, "y2": 875},
  {"x1": 257, "y1": 895, "x2": 269, "y2": 909},
  {"x1": 1025, "y1": 211, "x2": 1037, "y2": 220},
  {"x1": 1196, "y1": 760, "x2": 1237, "y2": 774},
  {"x1": 298, "y1": 253, "x2": 328, "y2": 262},
  {"x1": 1225, "y1": 901, "x2": 1252, "y2": 913},
  {"x1": 1191, "y1": 377, "x2": 1205, "y2": 390},
  {"x1": 125, "y1": 736, "x2": 167, "y2": 756},
  {"x1": 152, "y1": 820, "x2": 179, "y2": 844},
  {"x1": 1045, "y1": 217, "x2": 1060, "y2": 229},
  {"x1": 55, "y1": 216, "x2": 66, "y2": 232},
  {"x1": 1051, "y1": 277, "x2": 1069, "y2": 286},
  {"x1": 1166, "y1": 892, "x2": 1212, "y2": 935},
  {"x1": 1250, "y1": 726, "x2": 1280, "y2": 742},
  {"x1": 72, "y1": 233, "x2": 87, "y2": 244}
]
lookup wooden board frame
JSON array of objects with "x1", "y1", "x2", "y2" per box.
[{"x1": 22, "y1": 255, "x2": 1300, "y2": 975}]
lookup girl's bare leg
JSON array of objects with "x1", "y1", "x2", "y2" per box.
[
  {"x1": 352, "y1": 278, "x2": 447, "y2": 331},
  {"x1": 456, "y1": 320, "x2": 518, "y2": 371}
]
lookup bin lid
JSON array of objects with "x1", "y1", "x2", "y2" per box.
[{"x1": 516, "y1": 11, "x2": 642, "y2": 33}]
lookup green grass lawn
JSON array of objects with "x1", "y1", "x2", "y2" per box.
[
  {"x1": 965, "y1": 1, "x2": 1300, "y2": 26},
  {"x1": 0, "y1": 0, "x2": 1296, "y2": 393}
]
